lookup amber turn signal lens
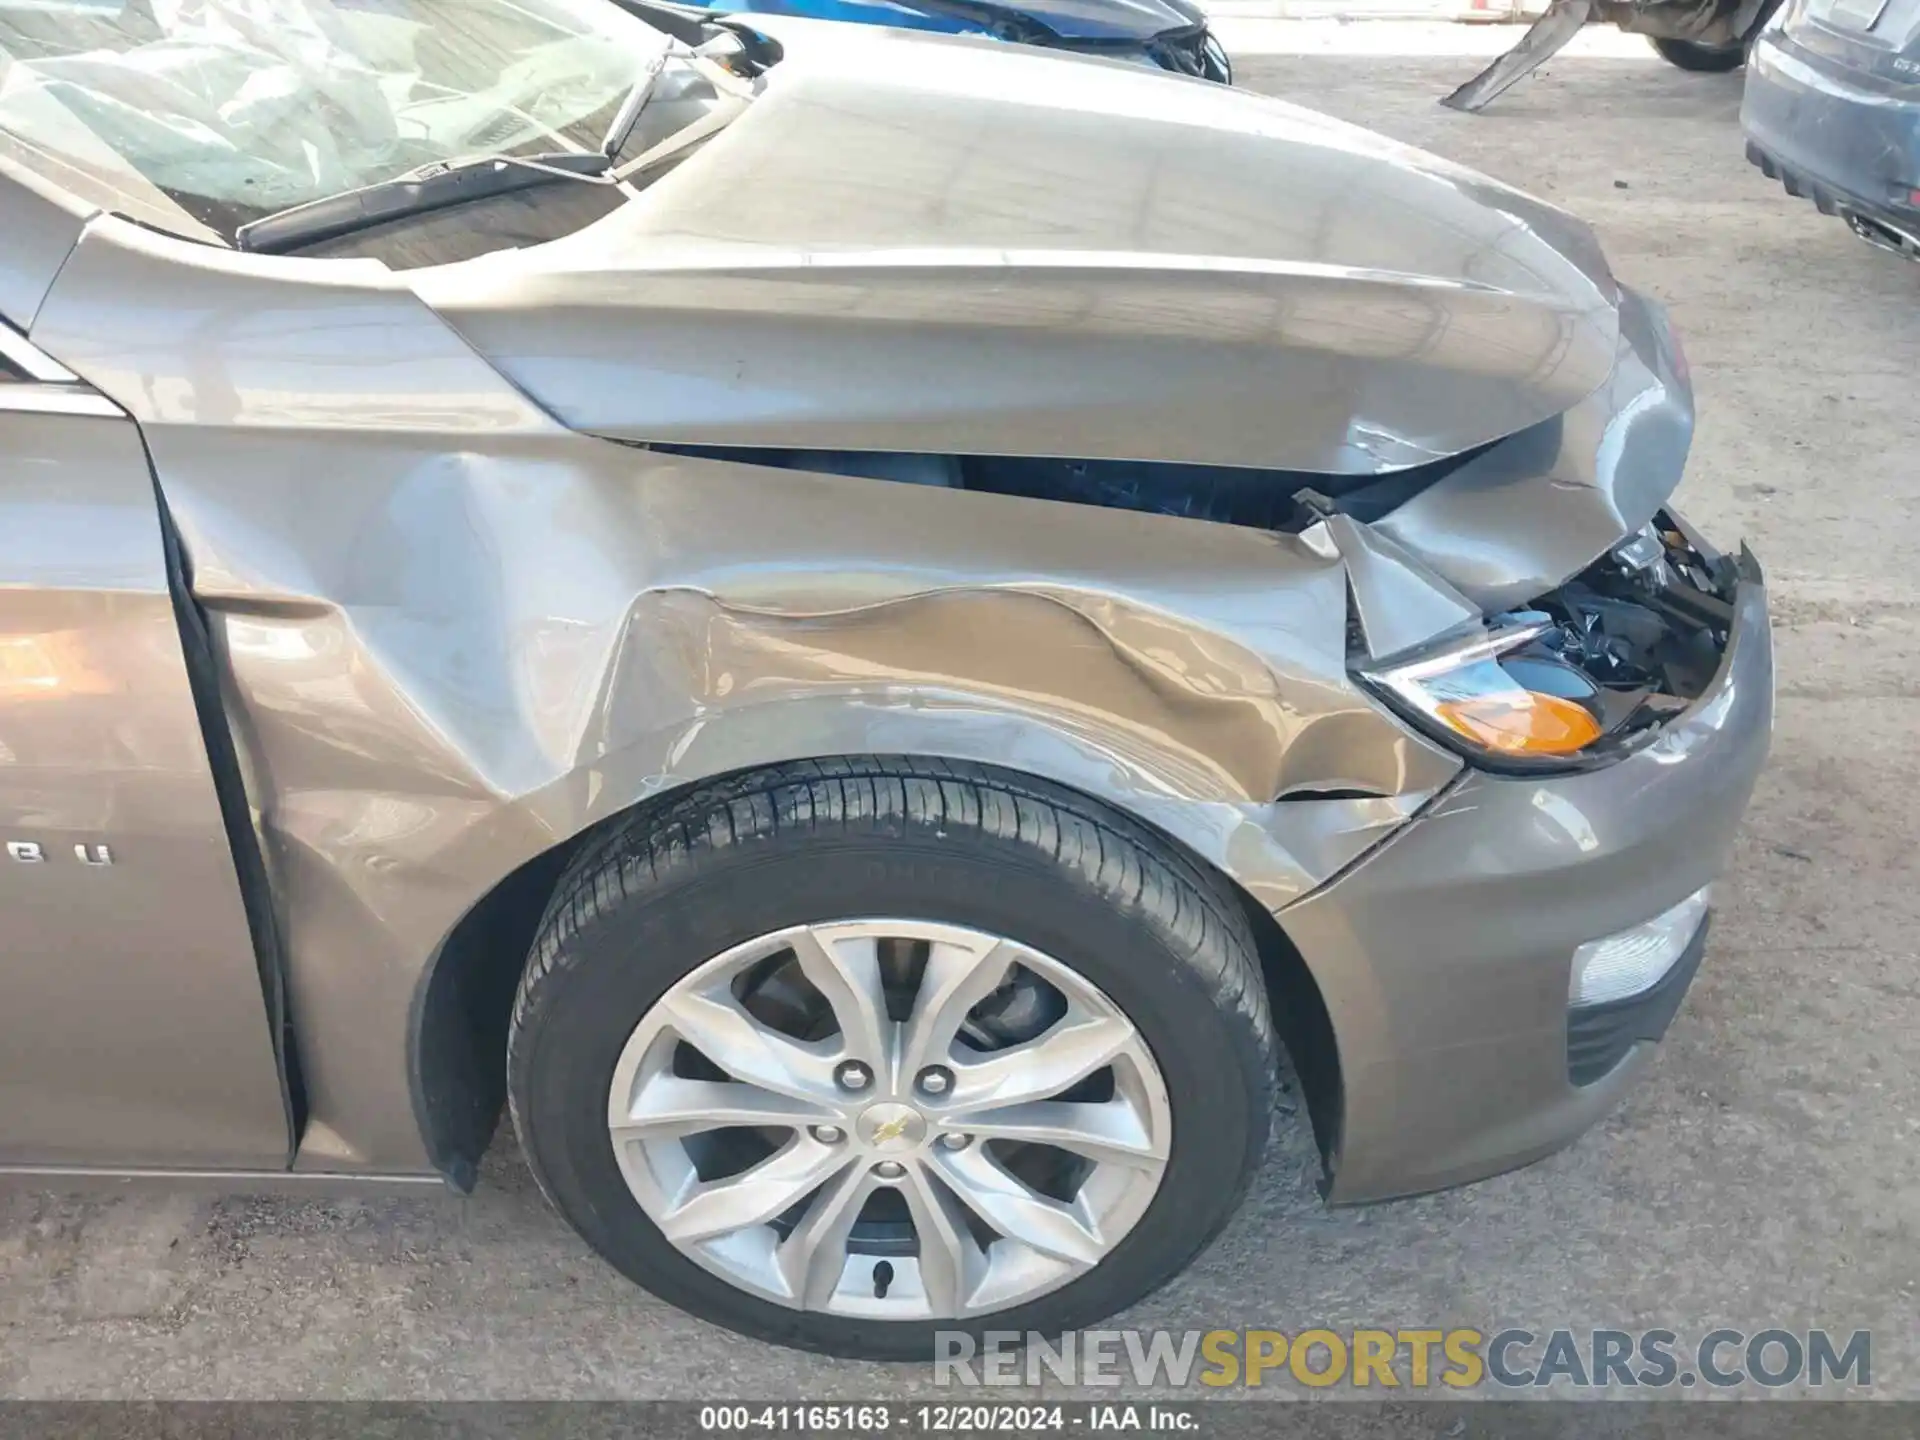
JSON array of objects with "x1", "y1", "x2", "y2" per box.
[{"x1": 1434, "y1": 692, "x2": 1604, "y2": 757}]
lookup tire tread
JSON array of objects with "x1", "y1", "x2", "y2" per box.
[
  {"x1": 517, "y1": 756, "x2": 1271, "y2": 1072},
  {"x1": 506, "y1": 756, "x2": 1277, "y2": 1351}
]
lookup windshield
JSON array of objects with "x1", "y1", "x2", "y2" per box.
[{"x1": 0, "y1": 0, "x2": 673, "y2": 240}]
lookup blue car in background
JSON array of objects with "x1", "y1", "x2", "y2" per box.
[{"x1": 700, "y1": 0, "x2": 1231, "y2": 80}]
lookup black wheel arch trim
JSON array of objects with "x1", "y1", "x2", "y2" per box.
[{"x1": 406, "y1": 753, "x2": 1346, "y2": 1196}]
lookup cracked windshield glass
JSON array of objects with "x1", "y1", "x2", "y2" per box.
[{"x1": 0, "y1": 0, "x2": 670, "y2": 236}]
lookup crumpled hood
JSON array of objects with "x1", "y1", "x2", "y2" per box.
[{"x1": 414, "y1": 23, "x2": 1625, "y2": 476}]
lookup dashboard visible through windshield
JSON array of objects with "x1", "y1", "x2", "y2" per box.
[{"x1": 0, "y1": 0, "x2": 674, "y2": 241}]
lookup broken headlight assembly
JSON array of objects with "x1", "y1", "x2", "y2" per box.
[{"x1": 1357, "y1": 513, "x2": 1739, "y2": 773}]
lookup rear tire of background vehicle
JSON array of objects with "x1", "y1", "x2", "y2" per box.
[
  {"x1": 507, "y1": 757, "x2": 1277, "y2": 1359},
  {"x1": 1648, "y1": 36, "x2": 1747, "y2": 70}
]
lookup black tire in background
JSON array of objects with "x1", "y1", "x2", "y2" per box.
[
  {"x1": 507, "y1": 756, "x2": 1279, "y2": 1358},
  {"x1": 1649, "y1": 35, "x2": 1747, "y2": 70}
]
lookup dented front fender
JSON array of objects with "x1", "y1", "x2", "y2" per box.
[{"x1": 32, "y1": 218, "x2": 1485, "y2": 1174}]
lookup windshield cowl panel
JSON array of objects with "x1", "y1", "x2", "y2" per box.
[{"x1": 0, "y1": 0, "x2": 673, "y2": 243}]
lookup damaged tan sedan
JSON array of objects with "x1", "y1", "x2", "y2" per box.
[{"x1": 0, "y1": 0, "x2": 1770, "y2": 1357}]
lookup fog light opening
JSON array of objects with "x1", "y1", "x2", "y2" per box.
[{"x1": 1569, "y1": 887, "x2": 1711, "y2": 1008}]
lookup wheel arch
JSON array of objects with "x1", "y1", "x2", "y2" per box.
[{"x1": 407, "y1": 752, "x2": 1347, "y2": 1193}]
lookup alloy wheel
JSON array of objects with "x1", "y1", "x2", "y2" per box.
[{"x1": 605, "y1": 919, "x2": 1172, "y2": 1320}]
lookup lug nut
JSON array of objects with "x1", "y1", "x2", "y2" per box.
[
  {"x1": 812, "y1": 1125, "x2": 845, "y2": 1144},
  {"x1": 834, "y1": 1061, "x2": 872, "y2": 1092},
  {"x1": 872, "y1": 1160, "x2": 907, "y2": 1180},
  {"x1": 916, "y1": 1065, "x2": 954, "y2": 1097},
  {"x1": 937, "y1": 1133, "x2": 972, "y2": 1151}
]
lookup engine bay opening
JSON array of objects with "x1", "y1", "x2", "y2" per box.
[
  {"x1": 644, "y1": 444, "x2": 1492, "y2": 533},
  {"x1": 1352, "y1": 511, "x2": 1741, "y2": 775},
  {"x1": 1487, "y1": 513, "x2": 1738, "y2": 756}
]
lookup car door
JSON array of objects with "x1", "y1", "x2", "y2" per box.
[{"x1": 0, "y1": 324, "x2": 292, "y2": 1171}]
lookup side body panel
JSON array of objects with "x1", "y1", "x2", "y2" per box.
[
  {"x1": 0, "y1": 153, "x2": 90, "y2": 328},
  {"x1": 0, "y1": 401, "x2": 289, "y2": 1167},
  {"x1": 30, "y1": 218, "x2": 1460, "y2": 1175}
]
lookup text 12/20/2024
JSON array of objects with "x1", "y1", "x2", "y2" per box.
[{"x1": 699, "y1": 1405, "x2": 1192, "y2": 1432}]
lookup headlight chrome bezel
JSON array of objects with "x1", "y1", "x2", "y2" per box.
[{"x1": 1355, "y1": 618, "x2": 1619, "y2": 774}]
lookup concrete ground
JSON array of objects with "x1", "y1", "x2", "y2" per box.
[{"x1": 3, "y1": 26, "x2": 1917, "y2": 1403}]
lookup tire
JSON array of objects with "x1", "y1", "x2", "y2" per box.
[
  {"x1": 507, "y1": 756, "x2": 1277, "y2": 1359},
  {"x1": 1648, "y1": 35, "x2": 1746, "y2": 71}
]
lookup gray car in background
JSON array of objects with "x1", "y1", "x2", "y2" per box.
[
  {"x1": 1744, "y1": 0, "x2": 1920, "y2": 256},
  {"x1": 0, "y1": 0, "x2": 1770, "y2": 1358}
]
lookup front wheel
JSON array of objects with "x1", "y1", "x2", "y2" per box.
[
  {"x1": 1648, "y1": 35, "x2": 1747, "y2": 70},
  {"x1": 507, "y1": 758, "x2": 1278, "y2": 1358}
]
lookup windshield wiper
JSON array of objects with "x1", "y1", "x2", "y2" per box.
[
  {"x1": 234, "y1": 13, "x2": 774, "y2": 258},
  {"x1": 237, "y1": 45, "x2": 673, "y2": 257},
  {"x1": 235, "y1": 148, "x2": 617, "y2": 255},
  {"x1": 603, "y1": 54, "x2": 669, "y2": 161}
]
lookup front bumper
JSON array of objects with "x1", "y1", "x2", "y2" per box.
[
  {"x1": 1743, "y1": 29, "x2": 1920, "y2": 254},
  {"x1": 1280, "y1": 549, "x2": 1772, "y2": 1204}
]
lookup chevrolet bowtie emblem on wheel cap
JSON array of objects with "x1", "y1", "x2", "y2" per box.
[{"x1": 856, "y1": 1102, "x2": 927, "y2": 1152}]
